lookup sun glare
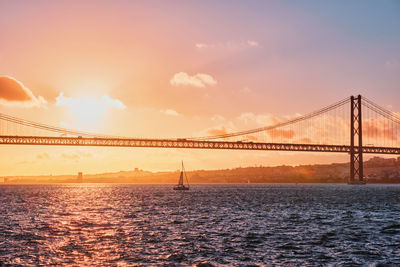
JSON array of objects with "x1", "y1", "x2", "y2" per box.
[{"x1": 56, "y1": 92, "x2": 125, "y2": 128}]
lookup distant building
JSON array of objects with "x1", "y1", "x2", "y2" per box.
[{"x1": 77, "y1": 172, "x2": 83, "y2": 183}]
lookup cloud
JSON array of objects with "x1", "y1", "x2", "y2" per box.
[
  {"x1": 160, "y1": 109, "x2": 181, "y2": 116},
  {"x1": 36, "y1": 153, "x2": 50, "y2": 160},
  {"x1": 267, "y1": 129, "x2": 295, "y2": 139},
  {"x1": 59, "y1": 121, "x2": 69, "y2": 127},
  {"x1": 192, "y1": 121, "x2": 237, "y2": 139},
  {"x1": 247, "y1": 40, "x2": 259, "y2": 47},
  {"x1": 77, "y1": 151, "x2": 93, "y2": 158},
  {"x1": 170, "y1": 72, "x2": 217, "y2": 88},
  {"x1": 211, "y1": 115, "x2": 225, "y2": 122},
  {"x1": 207, "y1": 126, "x2": 229, "y2": 136},
  {"x1": 60, "y1": 151, "x2": 93, "y2": 160},
  {"x1": 246, "y1": 135, "x2": 259, "y2": 141},
  {"x1": 195, "y1": 40, "x2": 260, "y2": 50},
  {"x1": 16, "y1": 160, "x2": 32, "y2": 165},
  {"x1": 0, "y1": 75, "x2": 47, "y2": 107},
  {"x1": 237, "y1": 112, "x2": 280, "y2": 126},
  {"x1": 61, "y1": 153, "x2": 80, "y2": 160},
  {"x1": 363, "y1": 118, "x2": 398, "y2": 141},
  {"x1": 240, "y1": 87, "x2": 252, "y2": 94},
  {"x1": 385, "y1": 59, "x2": 399, "y2": 69},
  {"x1": 195, "y1": 43, "x2": 208, "y2": 49},
  {"x1": 300, "y1": 137, "x2": 312, "y2": 143}
]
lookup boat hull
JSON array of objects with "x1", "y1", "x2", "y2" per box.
[
  {"x1": 347, "y1": 180, "x2": 366, "y2": 185},
  {"x1": 173, "y1": 186, "x2": 189, "y2": 190}
]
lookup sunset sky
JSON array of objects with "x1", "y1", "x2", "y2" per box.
[{"x1": 0, "y1": 1, "x2": 399, "y2": 176}]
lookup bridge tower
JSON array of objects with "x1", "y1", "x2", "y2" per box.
[{"x1": 349, "y1": 95, "x2": 364, "y2": 184}]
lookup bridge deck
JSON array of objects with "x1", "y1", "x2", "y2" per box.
[{"x1": 0, "y1": 135, "x2": 399, "y2": 155}]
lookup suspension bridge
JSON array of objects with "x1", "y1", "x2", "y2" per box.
[{"x1": 1, "y1": 95, "x2": 400, "y2": 184}]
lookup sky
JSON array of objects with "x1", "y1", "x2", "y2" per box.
[{"x1": 0, "y1": 0, "x2": 399, "y2": 175}]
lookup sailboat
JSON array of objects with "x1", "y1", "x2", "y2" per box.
[{"x1": 173, "y1": 161, "x2": 190, "y2": 190}]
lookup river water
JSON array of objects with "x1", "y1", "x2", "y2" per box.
[{"x1": 0, "y1": 184, "x2": 399, "y2": 266}]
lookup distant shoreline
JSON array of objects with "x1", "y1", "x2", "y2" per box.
[{"x1": 2, "y1": 156, "x2": 400, "y2": 184}]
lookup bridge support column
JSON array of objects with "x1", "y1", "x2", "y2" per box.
[{"x1": 349, "y1": 95, "x2": 364, "y2": 184}]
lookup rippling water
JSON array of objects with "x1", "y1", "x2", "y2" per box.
[{"x1": 1, "y1": 184, "x2": 400, "y2": 266}]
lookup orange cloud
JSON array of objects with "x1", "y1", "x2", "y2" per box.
[
  {"x1": 246, "y1": 135, "x2": 259, "y2": 141},
  {"x1": 267, "y1": 129, "x2": 295, "y2": 139},
  {"x1": 160, "y1": 109, "x2": 181, "y2": 116},
  {"x1": 211, "y1": 114, "x2": 225, "y2": 121},
  {"x1": 170, "y1": 72, "x2": 217, "y2": 88},
  {"x1": 363, "y1": 118, "x2": 398, "y2": 141},
  {"x1": 0, "y1": 76, "x2": 47, "y2": 107},
  {"x1": 36, "y1": 153, "x2": 50, "y2": 159},
  {"x1": 60, "y1": 151, "x2": 93, "y2": 160},
  {"x1": 300, "y1": 137, "x2": 312, "y2": 143},
  {"x1": 207, "y1": 126, "x2": 229, "y2": 136},
  {"x1": 61, "y1": 153, "x2": 80, "y2": 160},
  {"x1": 237, "y1": 112, "x2": 280, "y2": 126}
]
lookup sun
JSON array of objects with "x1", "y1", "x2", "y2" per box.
[{"x1": 56, "y1": 92, "x2": 126, "y2": 129}]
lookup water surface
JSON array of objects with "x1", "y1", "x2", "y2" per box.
[{"x1": 1, "y1": 184, "x2": 400, "y2": 266}]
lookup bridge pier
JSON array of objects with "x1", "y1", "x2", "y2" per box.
[{"x1": 349, "y1": 95, "x2": 365, "y2": 184}]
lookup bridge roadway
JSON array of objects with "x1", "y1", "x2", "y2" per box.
[{"x1": 0, "y1": 135, "x2": 399, "y2": 155}]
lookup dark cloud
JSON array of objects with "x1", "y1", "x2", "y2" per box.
[{"x1": 0, "y1": 76, "x2": 46, "y2": 107}]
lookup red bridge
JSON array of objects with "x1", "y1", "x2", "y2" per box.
[{"x1": 1, "y1": 95, "x2": 399, "y2": 184}]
